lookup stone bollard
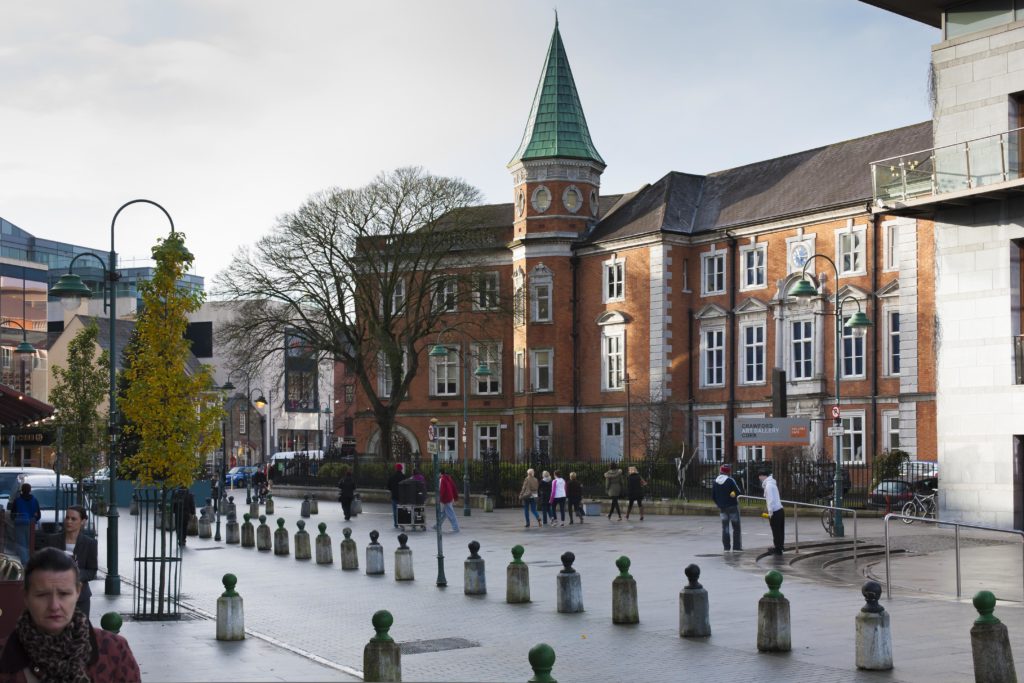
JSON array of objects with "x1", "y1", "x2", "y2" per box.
[
  {"x1": 264, "y1": 494, "x2": 274, "y2": 515},
  {"x1": 506, "y1": 545, "x2": 531, "y2": 604},
  {"x1": 464, "y1": 541, "x2": 486, "y2": 596},
  {"x1": 294, "y1": 520, "x2": 312, "y2": 560},
  {"x1": 225, "y1": 514, "x2": 240, "y2": 545},
  {"x1": 528, "y1": 643, "x2": 557, "y2": 683},
  {"x1": 363, "y1": 610, "x2": 401, "y2": 682},
  {"x1": 340, "y1": 527, "x2": 359, "y2": 570},
  {"x1": 273, "y1": 518, "x2": 290, "y2": 556},
  {"x1": 198, "y1": 508, "x2": 212, "y2": 540},
  {"x1": 970, "y1": 590, "x2": 1017, "y2": 683},
  {"x1": 390, "y1": 533, "x2": 413, "y2": 581},
  {"x1": 227, "y1": 496, "x2": 237, "y2": 520},
  {"x1": 256, "y1": 515, "x2": 272, "y2": 552},
  {"x1": 556, "y1": 551, "x2": 583, "y2": 614},
  {"x1": 316, "y1": 523, "x2": 333, "y2": 565},
  {"x1": 366, "y1": 530, "x2": 385, "y2": 576},
  {"x1": 301, "y1": 495, "x2": 311, "y2": 519},
  {"x1": 100, "y1": 612, "x2": 123, "y2": 634},
  {"x1": 679, "y1": 563, "x2": 711, "y2": 638},
  {"x1": 241, "y1": 513, "x2": 255, "y2": 548},
  {"x1": 310, "y1": 495, "x2": 319, "y2": 515},
  {"x1": 611, "y1": 556, "x2": 639, "y2": 625},
  {"x1": 129, "y1": 494, "x2": 139, "y2": 516},
  {"x1": 855, "y1": 580, "x2": 893, "y2": 670},
  {"x1": 187, "y1": 513, "x2": 199, "y2": 536},
  {"x1": 757, "y1": 570, "x2": 791, "y2": 652},
  {"x1": 216, "y1": 573, "x2": 245, "y2": 641},
  {"x1": 249, "y1": 500, "x2": 259, "y2": 520}
]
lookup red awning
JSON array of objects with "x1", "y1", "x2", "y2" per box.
[{"x1": 0, "y1": 384, "x2": 54, "y2": 427}]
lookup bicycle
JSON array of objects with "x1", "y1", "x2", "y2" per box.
[
  {"x1": 817, "y1": 497, "x2": 838, "y2": 537},
  {"x1": 900, "y1": 489, "x2": 937, "y2": 524}
]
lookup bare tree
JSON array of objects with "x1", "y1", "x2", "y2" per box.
[{"x1": 215, "y1": 167, "x2": 494, "y2": 460}]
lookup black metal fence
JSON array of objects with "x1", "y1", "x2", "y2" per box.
[{"x1": 132, "y1": 488, "x2": 183, "y2": 621}]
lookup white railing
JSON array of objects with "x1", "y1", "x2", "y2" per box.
[{"x1": 739, "y1": 495, "x2": 859, "y2": 561}]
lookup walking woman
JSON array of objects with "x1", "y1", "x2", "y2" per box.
[
  {"x1": 566, "y1": 472, "x2": 584, "y2": 524},
  {"x1": 45, "y1": 505, "x2": 98, "y2": 618},
  {"x1": 604, "y1": 462, "x2": 624, "y2": 521},
  {"x1": 519, "y1": 468, "x2": 541, "y2": 528},
  {"x1": 538, "y1": 471, "x2": 553, "y2": 526},
  {"x1": 549, "y1": 471, "x2": 567, "y2": 526},
  {"x1": 625, "y1": 465, "x2": 647, "y2": 521}
]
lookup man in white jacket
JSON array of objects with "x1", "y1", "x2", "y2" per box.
[{"x1": 758, "y1": 468, "x2": 784, "y2": 555}]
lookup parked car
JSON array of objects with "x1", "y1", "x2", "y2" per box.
[
  {"x1": 6, "y1": 473, "x2": 77, "y2": 533},
  {"x1": 0, "y1": 467, "x2": 55, "y2": 510},
  {"x1": 700, "y1": 465, "x2": 763, "y2": 497},
  {"x1": 225, "y1": 466, "x2": 258, "y2": 487},
  {"x1": 867, "y1": 476, "x2": 938, "y2": 509},
  {"x1": 82, "y1": 466, "x2": 110, "y2": 489}
]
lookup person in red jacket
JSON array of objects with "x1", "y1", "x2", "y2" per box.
[{"x1": 434, "y1": 469, "x2": 460, "y2": 533}]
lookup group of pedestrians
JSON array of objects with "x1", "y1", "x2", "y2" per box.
[
  {"x1": 712, "y1": 464, "x2": 785, "y2": 555},
  {"x1": 602, "y1": 462, "x2": 647, "y2": 521},
  {"x1": 518, "y1": 469, "x2": 586, "y2": 527}
]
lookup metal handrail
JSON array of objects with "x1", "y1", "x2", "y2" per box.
[
  {"x1": 738, "y1": 495, "x2": 859, "y2": 561},
  {"x1": 883, "y1": 513, "x2": 1024, "y2": 600}
]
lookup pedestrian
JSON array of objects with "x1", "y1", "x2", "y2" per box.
[
  {"x1": 712, "y1": 464, "x2": 742, "y2": 552},
  {"x1": 386, "y1": 463, "x2": 407, "y2": 529},
  {"x1": 7, "y1": 484, "x2": 41, "y2": 566},
  {"x1": 604, "y1": 462, "x2": 623, "y2": 521},
  {"x1": 172, "y1": 486, "x2": 196, "y2": 548},
  {"x1": 538, "y1": 471, "x2": 553, "y2": 526},
  {"x1": 759, "y1": 468, "x2": 784, "y2": 555},
  {"x1": 337, "y1": 468, "x2": 356, "y2": 521},
  {"x1": 519, "y1": 468, "x2": 541, "y2": 528},
  {"x1": 252, "y1": 466, "x2": 268, "y2": 502},
  {"x1": 549, "y1": 470, "x2": 567, "y2": 526},
  {"x1": 434, "y1": 469, "x2": 460, "y2": 533},
  {"x1": 625, "y1": 466, "x2": 646, "y2": 521},
  {"x1": 410, "y1": 468, "x2": 427, "y2": 484},
  {"x1": 44, "y1": 505, "x2": 98, "y2": 618},
  {"x1": 566, "y1": 472, "x2": 584, "y2": 524}
]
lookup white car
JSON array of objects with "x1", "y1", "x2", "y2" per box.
[
  {"x1": 0, "y1": 467, "x2": 56, "y2": 510},
  {"x1": 6, "y1": 473, "x2": 77, "y2": 532}
]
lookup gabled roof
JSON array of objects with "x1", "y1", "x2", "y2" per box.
[
  {"x1": 71, "y1": 316, "x2": 203, "y2": 375},
  {"x1": 509, "y1": 19, "x2": 604, "y2": 166}
]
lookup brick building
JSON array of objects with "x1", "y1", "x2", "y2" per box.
[{"x1": 352, "y1": 19, "x2": 938, "y2": 471}]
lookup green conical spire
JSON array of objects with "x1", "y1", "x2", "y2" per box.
[{"x1": 510, "y1": 19, "x2": 604, "y2": 166}]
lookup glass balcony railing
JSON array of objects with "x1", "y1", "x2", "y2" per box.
[{"x1": 871, "y1": 127, "x2": 1024, "y2": 206}]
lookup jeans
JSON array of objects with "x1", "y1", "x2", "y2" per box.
[
  {"x1": 522, "y1": 497, "x2": 540, "y2": 525},
  {"x1": 719, "y1": 506, "x2": 742, "y2": 550},
  {"x1": 391, "y1": 500, "x2": 399, "y2": 528},
  {"x1": 14, "y1": 524, "x2": 31, "y2": 565},
  {"x1": 551, "y1": 497, "x2": 566, "y2": 522},
  {"x1": 541, "y1": 500, "x2": 553, "y2": 525},
  {"x1": 436, "y1": 502, "x2": 460, "y2": 532}
]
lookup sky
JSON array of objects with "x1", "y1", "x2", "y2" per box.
[{"x1": 0, "y1": 1, "x2": 939, "y2": 287}]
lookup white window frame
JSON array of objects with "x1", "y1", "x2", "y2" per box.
[
  {"x1": 698, "y1": 416, "x2": 725, "y2": 463},
  {"x1": 531, "y1": 348, "x2": 553, "y2": 392},
  {"x1": 238, "y1": 410, "x2": 246, "y2": 435},
  {"x1": 377, "y1": 352, "x2": 393, "y2": 397},
  {"x1": 738, "y1": 445, "x2": 765, "y2": 462},
  {"x1": 882, "y1": 411, "x2": 900, "y2": 451},
  {"x1": 839, "y1": 412, "x2": 866, "y2": 464},
  {"x1": 883, "y1": 220, "x2": 900, "y2": 272},
  {"x1": 841, "y1": 315, "x2": 866, "y2": 379},
  {"x1": 531, "y1": 265, "x2": 553, "y2": 322},
  {"x1": 475, "y1": 423, "x2": 500, "y2": 459},
  {"x1": 836, "y1": 224, "x2": 867, "y2": 277},
  {"x1": 391, "y1": 278, "x2": 406, "y2": 314},
  {"x1": 885, "y1": 307, "x2": 901, "y2": 376},
  {"x1": 601, "y1": 325, "x2": 625, "y2": 391},
  {"x1": 471, "y1": 341, "x2": 501, "y2": 395},
  {"x1": 701, "y1": 248, "x2": 727, "y2": 296},
  {"x1": 514, "y1": 350, "x2": 525, "y2": 393},
  {"x1": 433, "y1": 277, "x2": 457, "y2": 313},
  {"x1": 739, "y1": 242, "x2": 767, "y2": 291},
  {"x1": 700, "y1": 326, "x2": 725, "y2": 388},
  {"x1": 474, "y1": 272, "x2": 499, "y2": 310},
  {"x1": 603, "y1": 257, "x2": 625, "y2": 303},
  {"x1": 534, "y1": 422, "x2": 552, "y2": 454},
  {"x1": 436, "y1": 423, "x2": 458, "y2": 462},
  {"x1": 515, "y1": 422, "x2": 524, "y2": 460},
  {"x1": 2, "y1": 348, "x2": 12, "y2": 369},
  {"x1": 791, "y1": 319, "x2": 815, "y2": 380},
  {"x1": 429, "y1": 345, "x2": 460, "y2": 397},
  {"x1": 600, "y1": 418, "x2": 624, "y2": 461},
  {"x1": 739, "y1": 322, "x2": 765, "y2": 385}
]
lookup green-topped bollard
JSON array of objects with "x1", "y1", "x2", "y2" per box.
[
  {"x1": 679, "y1": 564, "x2": 710, "y2": 638},
  {"x1": 363, "y1": 610, "x2": 401, "y2": 682},
  {"x1": 265, "y1": 493, "x2": 274, "y2": 515},
  {"x1": 256, "y1": 514, "x2": 271, "y2": 552},
  {"x1": 340, "y1": 527, "x2": 359, "y2": 570},
  {"x1": 294, "y1": 520, "x2": 312, "y2": 560},
  {"x1": 855, "y1": 580, "x2": 892, "y2": 670},
  {"x1": 216, "y1": 573, "x2": 244, "y2": 641},
  {"x1": 241, "y1": 513, "x2": 255, "y2": 548},
  {"x1": 273, "y1": 518, "x2": 290, "y2": 556},
  {"x1": 316, "y1": 522, "x2": 333, "y2": 565},
  {"x1": 757, "y1": 570, "x2": 791, "y2": 652},
  {"x1": 464, "y1": 541, "x2": 486, "y2": 596},
  {"x1": 100, "y1": 611, "x2": 122, "y2": 634},
  {"x1": 394, "y1": 533, "x2": 414, "y2": 581},
  {"x1": 366, "y1": 530, "x2": 385, "y2": 576},
  {"x1": 611, "y1": 555, "x2": 638, "y2": 625},
  {"x1": 527, "y1": 643, "x2": 556, "y2": 683},
  {"x1": 507, "y1": 545, "x2": 530, "y2": 604},
  {"x1": 971, "y1": 590, "x2": 1017, "y2": 683}
]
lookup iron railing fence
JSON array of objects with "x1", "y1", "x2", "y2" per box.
[{"x1": 132, "y1": 488, "x2": 183, "y2": 621}]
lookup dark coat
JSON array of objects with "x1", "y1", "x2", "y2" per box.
[
  {"x1": 627, "y1": 472, "x2": 645, "y2": 499},
  {"x1": 712, "y1": 475, "x2": 742, "y2": 511},
  {"x1": 0, "y1": 626, "x2": 140, "y2": 683},
  {"x1": 386, "y1": 471, "x2": 407, "y2": 501},
  {"x1": 337, "y1": 475, "x2": 356, "y2": 501},
  {"x1": 566, "y1": 480, "x2": 583, "y2": 502},
  {"x1": 43, "y1": 533, "x2": 98, "y2": 607},
  {"x1": 538, "y1": 478, "x2": 552, "y2": 502}
]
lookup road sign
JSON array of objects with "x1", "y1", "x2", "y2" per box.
[
  {"x1": 830, "y1": 405, "x2": 841, "y2": 419},
  {"x1": 734, "y1": 417, "x2": 811, "y2": 445},
  {"x1": 427, "y1": 424, "x2": 436, "y2": 441},
  {"x1": 427, "y1": 441, "x2": 438, "y2": 454},
  {"x1": 827, "y1": 426, "x2": 846, "y2": 437}
]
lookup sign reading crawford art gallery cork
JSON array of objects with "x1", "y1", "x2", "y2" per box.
[{"x1": 733, "y1": 418, "x2": 810, "y2": 446}]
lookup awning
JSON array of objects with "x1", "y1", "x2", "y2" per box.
[{"x1": 0, "y1": 384, "x2": 54, "y2": 427}]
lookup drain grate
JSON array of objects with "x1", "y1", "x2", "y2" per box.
[
  {"x1": 399, "y1": 638, "x2": 479, "y2": 655},
  {"x1": 121, "y1": 611, "x2": 209, "y2": 622},
  {"x1": 191, "y1": 547, "x2": 226, "y2": 551}
]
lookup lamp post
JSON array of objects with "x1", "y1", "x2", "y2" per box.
[
  {"x1": 245, "y1": 387, "x2": 267, "y2": 504},
  {"x1": 428, "y1": 417, "x2": 446, "y2": 587},
  {"x1": 429, "y1": 334, "x2": 492, "y2": 517},
  {"x1": 49, "y1": 198, "x2": 180, "y2": 597},
  {"x1": 0, "y1": 319, "x2": 37, "y2": 393},
  {"x1": 215, "y1": 381, "x2": 237, "y2": 542},
  {"x1": 788, "y1": 256, "x2": 872, "y2": 538}
]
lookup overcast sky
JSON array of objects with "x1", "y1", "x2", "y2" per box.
[{"x1": 0, "y1": 1, "x2": 938, "y2": 285}]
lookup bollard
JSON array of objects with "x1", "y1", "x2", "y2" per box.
[
  {"x1": 215, "y1": 573, "x2": 245, "y2": 641},
  {"x1": 556, "y1": 551, "x2": 583, "y2": 614},
  {"x1": 227, "y1": 496, "x2": 237, "y2": 521},
  {"x1": 757, "y1": 570, "x2": 791, "y2": 652},
  {"x1": 366, "y1": 530, "x2": 385, "y2": 576},
  {"x1": 506, "y1": 545, "x2": 531, "y2": 604},
  {"x1": 679, "y1": 563, "x2": 711, "y2": 638},
  {"x1": 273, "y1": 518, "x2": 290, "y2": 556},
  {"x1": 394, "y1": 533, "x2": 414, "y2": 581},
  {"x1": 249, "y1": 500, "x2": 259, "y2": 520},
  {"x1": 528, "y1": 643, "x2": 557, "y2": 683},
  {"x1": 256, "y1": 515, "x2": 272, "y2": 552},
  {"x1": 225, "y1": 514, "x2": 240, "y2": 545},
  {"x1": 611, "y1": 556, "x2": 639, "y2": 625},
  {"x1": 351, "y1": 492, "x2": 362, "y2": 517},
  {"x1": 265, "y1": 494, "x2": 275, "y2": 515},
  {"x1": 129, "y1": 493, "x2": 139, "y2": 516},
  {"x1": 316, "y1": 522, "x2": 333, "y2": 565},
  {"x1": 187, "y1": 513, "x2": 199, "y2": 536},
  {"x1": 464, "y1": 541, "x2": 486, "y2": 596},
  {"x1": 294, "y1": 520, "x2": 312, "y2": 560},
  {"x1": 363, "y1": 610, "x2": 401, "y2": 682},
  {"x1": 100, "y1": 612, "x2": 123, "y2": 634},
  {"x1": 340, "y1": 527, "x2": 359, "y2": 570},
  {"x1": 301, "y1": 495, "x2": 311, "y2": 519},
  {"x1": 198, "y1": 506, "x2": 212, "y2": 540},
  {"x1": 310, "y1": 495, "x2": 319, "y2": 515},
  {"x1": 855, "y1": 580, "x2": 893, "y2": 670},
  {"x1": 240, "y1": 513, "x2": 255, "y2": 548},
  {"x1": 970, "y1": 590, "x2": 1017, "y2": 683}
]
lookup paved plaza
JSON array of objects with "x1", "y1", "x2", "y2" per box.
[{"x1": 87, "y1": 495, "x2": 1024, "y2": 682}]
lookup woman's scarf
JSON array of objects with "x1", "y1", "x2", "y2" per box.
[{"x1": 15, "y1": 609, "x2": 91, "y2": 683}]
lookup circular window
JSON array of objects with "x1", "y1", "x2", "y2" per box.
[
  {"x1": 590, "y1": 190, "x2": 599, "y2": 216},
  {"x1": 516, "y1": 190, "x2": 526, "y2": 217},
  {"x1": 531, "y1": 185, "x2": 552, "y2": 213},
  {"x1": 563, "y1": 185, "x2": 583, "y2": 214}
]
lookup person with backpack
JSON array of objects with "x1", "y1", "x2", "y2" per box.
[
  {"x1": 8, "y1": 483, "x2": 41, "y2": 565},
  {"x1": 712, "y1": 464, "x2": 743, "y2": 551}
]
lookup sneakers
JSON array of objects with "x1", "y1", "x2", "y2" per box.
[{"x1": 560, "y1": 522, "x2": 565, "y2": 527}]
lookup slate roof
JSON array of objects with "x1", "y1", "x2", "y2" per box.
[{"x1": 74, "y1": 315, "x2": 203, "y2": 374}]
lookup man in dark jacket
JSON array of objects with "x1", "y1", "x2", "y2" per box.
[
  {"x1": 337, "y1": 469, "x2": 356, "y2": 521},
  {"x1": 8, "y1": 483, "x2": 41, "y2": 564},
  {"x1": 386, "y1": 463, "x2": 406, "y2": 529},
  {"x1": 712, "y1": 464, "x2": 742, "y2": 552},
  {"x1": 172, "y1": 486, "x2": 196, "y2": 547}
]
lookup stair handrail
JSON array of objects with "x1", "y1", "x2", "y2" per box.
[{"x1": 739, "y1": 495, "x2": 859, "y2": 561}]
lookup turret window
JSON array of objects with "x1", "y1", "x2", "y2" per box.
[
  {"x1": 531, "y1": 186, "x2": 552, "y2": 213},
  {"x1": 563, "y1": 186, "x2": 583, "y2": 213}
]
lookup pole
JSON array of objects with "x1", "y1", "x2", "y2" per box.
[
  {"x1": 833, "y1": 297, "x2": 845, "y2": 538},
  {"x1": 430, "y1": 419, "x2": 447, "y2": 587},
  {"x1": 463, "y1": 352, "x2": 471, "y2": 516}
]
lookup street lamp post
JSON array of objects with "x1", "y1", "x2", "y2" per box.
[
  {"x1": 49, "y1": 199, "x2": 181, "y2": 597},
  {"x1": 0, "y1": 319, "x2": 37, "y2": 394},
  {"x1": 428, "y1": 418, "x2": 446, "y2": 587},
  {"x1": 788, "y1": 256, "x2": 872, "y2": 538},
  {"x1": 245, "y1": 387, "x2": 267, "y2": 505}
]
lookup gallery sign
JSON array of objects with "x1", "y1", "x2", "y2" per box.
[{"x1": 733, "y1": 418, "x2": 810, "y2": 445}]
